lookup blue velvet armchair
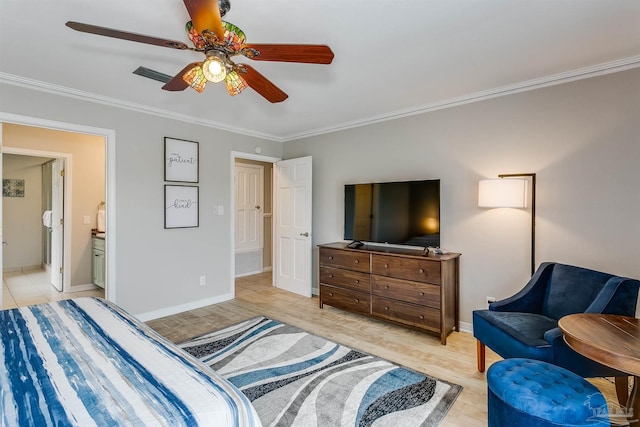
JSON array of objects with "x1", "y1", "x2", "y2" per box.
[{"x1": 473, "y1": 262, "x2": 640, "y2": 383}]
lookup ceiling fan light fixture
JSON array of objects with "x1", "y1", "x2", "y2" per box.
[
  {"x1": 225, "y1": 70, "x2": 248, "y2": 96},
  {"x1": 182, "y1": 65, "x2": 207, "y2": 92},
  {"x1": 202, "y1": 51, "x2": 227, "y2": 83}
]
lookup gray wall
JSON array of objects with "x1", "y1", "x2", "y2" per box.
[
  {"x1": 2, "y1": 68, "x2": 639, "y2": 324},
  {"x1": 283, "y1": 68, "x2": 640, "y2": 325},
  {"x1": 2, "y1": 154, "x2": 46, "y2": 270},
  {"x1": 0, "y1": 83, "x2": 281, "y2": 316}
]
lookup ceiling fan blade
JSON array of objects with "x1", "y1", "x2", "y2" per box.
[
  {"x1": 162, "y1": 62, "x2": 202, "y2": 91},
  {"x1": 65, "y1": 21, "x2": 190, "y2": 50},
  {"x1": 239, "y1": 64, "x2": 288, "y2": 103},
  {"x1": 183, "y1": 0, "x2": 225, "y2": 41},
  {"x1": 241, "y1": 44, "x2": 334, "y2": 64}
]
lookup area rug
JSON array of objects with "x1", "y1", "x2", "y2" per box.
[{"x1": 178, "y1": 316, "x2": 462, "y2": 427}]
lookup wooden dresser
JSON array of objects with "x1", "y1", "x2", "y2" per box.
[{"x1": 318, "y1": 242, "x2": 460, "y2": 344}]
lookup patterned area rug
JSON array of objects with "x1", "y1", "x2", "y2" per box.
[{"x1": 178, "y1": 316, "x2": 462, "y2": 427}]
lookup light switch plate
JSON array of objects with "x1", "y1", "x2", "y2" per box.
[{"x1": 83, "y1": 215, "x2": 91, "y2": 225}]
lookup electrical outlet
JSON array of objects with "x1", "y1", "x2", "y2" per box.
[
  {"x1": 199, "y1": 276, "x2": 206, "y2": 286},
  {"x1": 486, "y1": 296, "x2": 496, "y2": 305}
]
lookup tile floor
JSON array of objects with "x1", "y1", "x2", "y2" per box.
[{"x1": 2, "y1": 268, "x2": 104, "y2": 310}]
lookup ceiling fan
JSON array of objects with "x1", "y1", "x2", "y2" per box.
[{"x1": 66, "y1": 0, "x2": 334, "y2": 103}]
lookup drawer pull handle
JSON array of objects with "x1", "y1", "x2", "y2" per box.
[
  {"x1": 384, "y1": 264, "x2": 389, "y2": 269},
  {"x1": 419, "y1": 268, "x2": 425, "y2": 274},
  {"x1": 355, "y1": 298, "x2": 360, "y2": 303},
  {"x1": 354, "y1": 260, "x2": 359, "y2": 264},
  {"x1": 329, "y1": 256, "x2": 333, "y2": 260},
  {"x1": 329, "y1": 292, "x2": 333, "y2": 297},
  {"x1": 384, "y1": 306, "x2": 389, "y2": 311},
  {"x1": 419, "y1": 315, "x2": 424, "y2": 320},
  {"x1": 384, "y1": 285, "x2": 389, "y2": 290},
  {"x1": 355, "y1": 279, "x2": 359, "y2": 284},
  {"x1": 329, "y1": 274, "x2": 333, "y2": 278},
  {"x1": 419, "y1": 292, "x2": 424, "y2": 296}
]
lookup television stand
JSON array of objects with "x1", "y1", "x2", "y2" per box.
[{"x1": 318, "y1": 242, "x2": 460, "y2": 345}]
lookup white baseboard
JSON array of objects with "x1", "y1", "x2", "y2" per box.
[
  {"x1": 135, "y1": 293, "x2": 234, "y2": 322},
  {"x1": 235, "y1": 270, "x2": 263, "y2": 278},
  {"x1": 70, "y1": 283, "x2": 102, "y2": 292},
  {"x1": 458, "y1": 320, "x2": 473, "y2": 334}
]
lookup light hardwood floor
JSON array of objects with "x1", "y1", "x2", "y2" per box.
[{"x1": 147, "y1": 272, "x2": 621, "y2": 427}]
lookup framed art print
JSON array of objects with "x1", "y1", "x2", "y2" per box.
[
  {"x1": 164, "y1": 185, "x2": 199, "y2": 229},
  {"x1": 164, "y1": 137, "x2": 199, "y2": 183},
  {"x1": 3, "y1": 179, "x2": 25, "y2": 197}
]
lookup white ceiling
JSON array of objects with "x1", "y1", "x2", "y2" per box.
[{"x1": 1, "y1": 0, "x2": 640, "y2": 141}]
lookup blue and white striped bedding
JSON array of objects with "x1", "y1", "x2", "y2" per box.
[{"x1": 0, "y1": 297, "x2": 262, "y2": 427}]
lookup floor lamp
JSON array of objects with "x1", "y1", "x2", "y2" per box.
[{"x1": 478, "y1": 173, "x2": 537, "y2": 276}]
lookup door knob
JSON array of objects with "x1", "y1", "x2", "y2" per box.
[
  {"x1": 300, "y1": 232, "x2": 309, "y2": 237},
  {"x1": 255, "y1": 205, "x2": 261, "y2": 209}
]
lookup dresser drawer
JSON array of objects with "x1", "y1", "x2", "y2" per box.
[
  {"x1": 372, "y1": 296, "x2": 440, "y2": 333},
  {"x1": 371, "y1": 254, "x2": 440, "y2": 284},
  {"x1": 320, "y1": 285, "x2": 370, "y2": 315},
  {"x1": 320, "y1": 267, "x2": 370, "y2": 292},
  {"x1": 319, "y1": 248, "x2": 370, "y2": 273},
  {"x1": 371, "y1": 275, "x2": 440, "y2": 309}
]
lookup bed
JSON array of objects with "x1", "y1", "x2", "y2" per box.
[{"x1": 0, "y1": 297, "x2": 262, "y2": 427}]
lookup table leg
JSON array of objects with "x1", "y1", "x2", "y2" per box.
[{"x1": 631, "y1": 376, "x2": 639, "y2": 427}]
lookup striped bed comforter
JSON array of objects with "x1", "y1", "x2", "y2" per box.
[{"x1": 0, "y1": 297, "x2": 261, "y2": 427}]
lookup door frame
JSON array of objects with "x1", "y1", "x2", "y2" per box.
[
  {"x1": 0, "y1": 112, "x2": 117, "y2": 302},
  {"x1": 2, "y1": 147, "x2": 72, "y2": 291},
  {"x1": 230, "y1": 151, "x2": 280, "y2": 296}
]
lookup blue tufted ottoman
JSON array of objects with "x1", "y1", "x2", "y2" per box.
[{"x1": 487, "y1": 358, "x2": 609, "y2": 427}]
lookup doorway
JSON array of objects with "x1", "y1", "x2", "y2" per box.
[
  {"x1": 230, "y1": 152, "x2": 313, "y2": 298},
  {"x1": 0, "y1": 114, "x2": 116, "y2": 308},
  {"x1": 2, "y1": 153, "x2": 61, "y2": 294},
  {"x1": 234, "y1": 160, "x2": 269, "y2": 277}
]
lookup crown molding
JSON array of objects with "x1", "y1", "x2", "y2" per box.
[
  {"x1": 0, "y1": 72, "x2": 284, "y2": 142},
  {"x1": 2, "y1": 55, "x2": 639, "y2": 144},
  {"x1": 282, "y1": 55, "x2": 640, "y2": 142}
]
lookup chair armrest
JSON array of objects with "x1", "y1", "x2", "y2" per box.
[
  {"x1": 545, "y1": 324, "x2": 631, "y2": 377},
  {"x1": 490, "y1": 262, "x2": 556, "y2": 313},
  {"x1": 585, "y1": 277, "x2": 640, "y2": 315},
  {"x1": 543, "y1": 327, "x2": 563, "y2": 345}
]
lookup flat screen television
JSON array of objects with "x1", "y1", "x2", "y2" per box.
[{"x1": 344, "y1": 179, "x2": 440, "y2": 248}]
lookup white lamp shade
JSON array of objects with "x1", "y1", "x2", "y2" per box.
[{"x1": 478, "y1": 178, "x2": 528, "y2": 208}]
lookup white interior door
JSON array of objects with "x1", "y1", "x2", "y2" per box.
[
  {"x1": 274, "y1": 156, "x2": 312, "y2": 297},
  {"x1": 235, "y1": 164, "x2": 263, "y2": 252},
  {"x1": 51, "y1": 158, "x2": 64, "y2": 291}
]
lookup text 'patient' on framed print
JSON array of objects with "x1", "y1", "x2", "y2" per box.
[{"x1": 164, "y1": 137, "x2": 199, "y2": 183}]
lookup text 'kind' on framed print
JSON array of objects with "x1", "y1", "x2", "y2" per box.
[{"x1": 164, "y1": 185, "x2": 199, "y2": 229}]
